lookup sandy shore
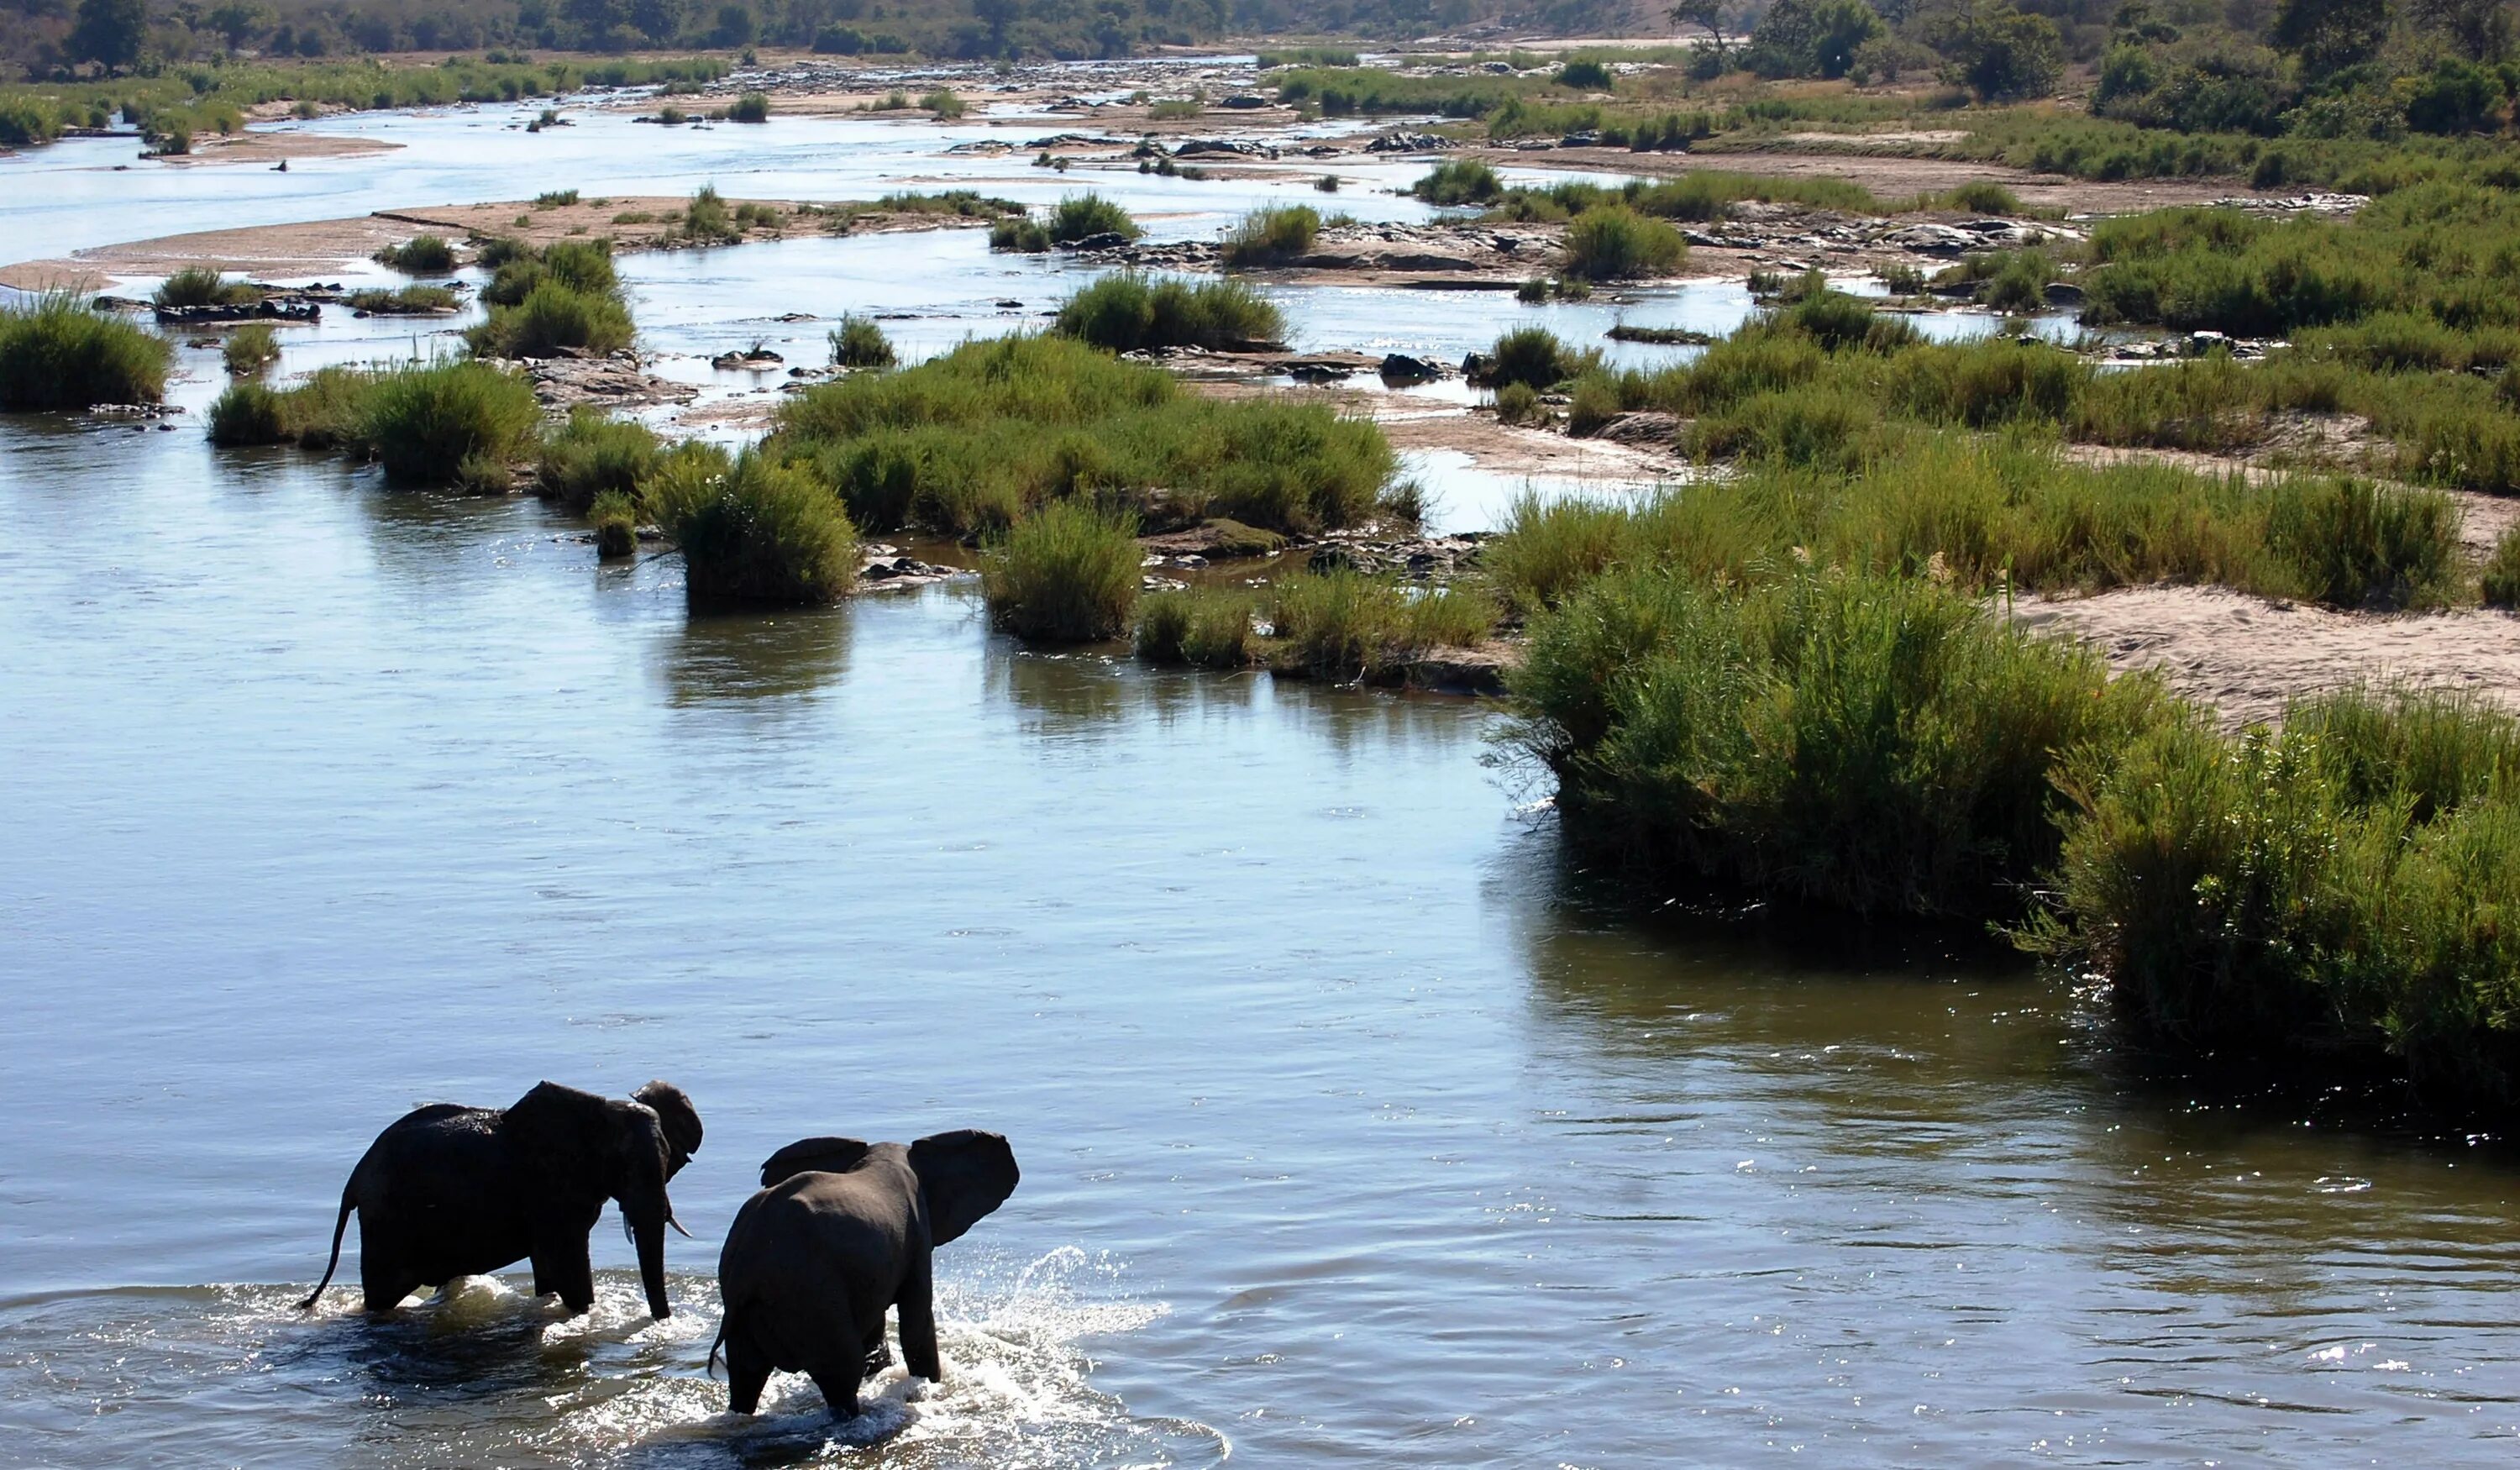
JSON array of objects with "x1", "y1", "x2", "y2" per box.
[{"x1": 1500, "y1": 144, "x2": 2276, "y2": 213}]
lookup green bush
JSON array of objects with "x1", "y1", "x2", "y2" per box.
[
  {"x1": 984, "y1": 500, "x2": 1141, "y2": 643},
  {"x1": 682, "y1": 183, "x2": 739, "y2": 243},
  {"x1": 648, "y1": 446, "x2": 858, "y2": 605},
  {"x1": 1047, "y1": 192, "x2": 1140, "y2": 244},
  {"x1": 1054, "y1": 273, "x2": 1285, "y2": 353},
  {"x1": 207, "y1": 381, "x2": 287, "y2": 444},
  {"x1": 153, "y1": 266, "x2": 260, "y2": 309},
  {"x1": 0, "y1": 294, "x2": 172, "y2": 408},
  {"x1": 537, "y1": 408, "x2": 660, "y2": 512},
  {"x1": 223, "y1": 322, "x2": 278, "y2": 376},
  {"x1": 921, "y1": 88, "x2": 965, "y2": 118},
  {"x1": 728, "y1": 91, "x2": 770, "y2": 123},
  {"x1": 1268, "y1": 570, "x2": 1496, "y2": 679},
  {"x1": 1411, "y1": 159, "x2": 1504, "y2": 205},
  {"x1": 989, "y1": 216, "x2": 1053, "y2": 252},
  {"x1": 372, "y1": 234, "x2": 456, "y2": 273},
  {"x1": 828, "y1": 314, "x2": 898, "y2": 369},
  {"x1": 776, "y1": 334, "x2": 1390, "y2": 538},
  {"x1": 1561, "y1": 205, "x2": 1686, "y2": 281},
  {"x1": 2263, "y1": 478, "x2": 2461, "y2": 609},
  {"x1": 467, "y1": 281, "x2": 634, "y2": 359},
  {"x1": 355, "y1": 360, "x2": 542, "y2": 485},
  {"x1": 1509, "y1": 567, "x2": 2171, "y2": 916},
  {"x1": 590, "y1": 490, "x2": 639, "y2": 558},
  {"x1": 1485, "y1": 326, "x2": 1598, "y2": 390},
  {"x1": 1938, "y1": 181, "x2": 2024, "y2": 214},
  {"x1": 346, "y1": 285, "x2": 459, "y2": 313},
  {"x1": 2039, "y1": 689, "x2": 2520, "y2": 1110},
  {"x1": 2484, "y1": 527, "x2": 2520, "y2": 607},
  {"x1": 1221, "y1": 205, "x2": 1321, "y2": 266},
  {"x1": 480, "y1": 239, "x2": 618, "y2": 307},
  {"x1": 1567, "y1": 372, "x2": 1623, "y2": 436},
  {"x1": 1557, "y1": 59, "x2": 1614, "y2": 89},
  {"x1": 1494, "y1": 381, "x2": 1545, "y2": 425},
  {"x1": 1135, "y1": 585, "x2": 1255, "y2": 667}
]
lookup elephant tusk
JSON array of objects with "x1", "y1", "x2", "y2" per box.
[{"x1": 668, "y1": 1205, "x2": 694, "y2": 1239}]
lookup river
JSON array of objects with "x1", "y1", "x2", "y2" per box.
[{"x1": 3, "y1": 75, "x2": 2519, "y2": 1468}]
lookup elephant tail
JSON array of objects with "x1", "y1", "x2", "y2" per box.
[
  {"x1": 297, "y1": 1189, "x2": 354, "y2": 1311},
  {"x1": 706, "y1": 1312, "x2": 728, "y2": 1378}
]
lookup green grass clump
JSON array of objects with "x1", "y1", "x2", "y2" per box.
[
  {"x1": 1411, "y1": 159, "x2": 1505, "y2": 205},
  {"x1": 223, "y1": 322, "x2": 280, "y2": 376},
  {"x1": 1047, "y1": 193, "x2": 1140, "y2": 244},
  {"x1": 207, "y1": 381, "x2": 287, "y2": 444},
  {"x1": 1483, "y1": 326, "x2": 1600, "y2": 391},
  {"x1": 828, "y1": 315, "x2": 898, "y2": 370},
  {"x1": 728, "y1": 92, "x2": 770, "y2": 123},
  {"x1": 1936, "y1": 181, "x2": 2024, "y2": 214},
  {"x1": 1135, "y1": 585, "x2": 1256, "y2": 668},
  {"x1": 467, "y1": 280, "x2": 633, "y2": 360},
  {"x1": 1268, "y1": 569, "x2": 1498, "y2": 680},
  {"x1": 989, "y1": 216, "x2": 1053, "y2": 252},
  {"x1": 1221, "y1": 206, "x2": 1320, "y2": 267},
  {"x1": 480, "y1": 239, "x2": 619, "y2": 307},
  {"x1": 347, "y1": 285, "x2": 459, "y2": 313},
  {"x1": 921, "y1": 89, "x2": 966, "y2": 118},
  {"x1": 152, "y1": 267, "x2": 260, "y2": 309},
  {"x1": 984, "y1": 500, "x2": 1141, "y2": 643},
  {"x1": 681, "y1": 184, "x2": 740, "y2": 244},
  {"x1": 2484, "y1": 528, "x2": 2520, "y2": 608},
  {"x1": 1509, "y1": 566, "x2": 2171, "y2": 916},
  {"x1": 537, "y1": 408, "x2": 661, "y2": 512},
  {"x1": 589, "y1": 490, "x2": 639, "y2": 558},
  {"x1": 1561, "y1": 205, "x2": 1686, "y2": 281},
  {"x1": 1054, "y1": 273, "x2": 1285, "y2": 353},
  {"x1": 775, "y1": 333, "x2": 1390, "y2": 539},
  {"x1": 533, "y1": 190, "x2": 581, "y2": 207},
  {"x1": 372, "y1": 234, "x2": 456, "y2": 274},
  {"x1": 648, "y1": 445, "x2": 858, "y2": 606},
  {"x1": 1494, "y1": 381, "x2": 1546, "y2": 425},
  {"x1": 2036, "y1": 688, "x2": 2520, "y2": 1110},
  {"x1": 2263, "y1": 478, "x2": 2461, "y2": 610},
  {"x1": 355, "y1": 359, "x2": 541, "y2": 485},
  {"x1": 0, "y1": 294, "x2": 172, "y2": 408}
]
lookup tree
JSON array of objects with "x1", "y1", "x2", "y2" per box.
[
  {"x1": 2269, "y1": 0, "x2": 2390, "y2": 75},
  {"x1": 1669, "y1": 0, "x2": 1740, "y2": 66},
  {"x1": 1930, "y1": 1, "x2": 2064, "y2": 100},
  {"x1": 69, "y1": 0, "x2": 148, "y2": 70},
  {"x1": 202, "y1": 0, "x2": 265, "y2": 48},
  {"x1": 1744, "y1": 0, "x2": 1884, "y2": 77}
]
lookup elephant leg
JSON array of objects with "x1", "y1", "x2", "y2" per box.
[
  {"x1": 359, "y1": 1247, "x2": 420, "y2": 1315},
  {"x1": 532, "y1": 1236, "x2": 596, "y2": 1314},
  {"x1": 898, "y1": 1255, "x2": 942, "y2": 1383},
  {"x1": 808, "y1": 1359, "x2": 864, "y2": 1422},
  {"x1": 724, "y1": 1329, "x2": 771, "y2": 1416},
  {"x1": 861, "y1": 1319, "x2": 893, "y2": 1375}
]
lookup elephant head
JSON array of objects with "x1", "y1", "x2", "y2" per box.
[
  {"x1": 507, "y1": 1081, "x2": 691, "y2": 1319},
  {"x1": 908, "y1": 1129, "x2": 1021, "y2": 1246}
]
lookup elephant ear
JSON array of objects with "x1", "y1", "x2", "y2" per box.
[
  {"x1": 505, "y1": 1082, "x2": 609, "y2": 1194},
  {"x1": 759, "y1": 1136, "x2": 874, "y2": 1189},
  {"x1": 633, "y1": 1080, "x2": 703, "y2": 1178},
  {"x1": 909, "y1": 1130, "x2": 1020, "y2": 1247}
]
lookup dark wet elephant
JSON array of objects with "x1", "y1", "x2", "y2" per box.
[
  {"x1": 300, "y1": 1079, "x2": 703, "y2": 1320},
  {"x1": 712, "y1": 1131, "x2": 1020, "y2": 1419}
]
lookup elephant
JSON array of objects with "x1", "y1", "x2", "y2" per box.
[
  {"x1": 299, "y1": 1079, "x2": 703, "y2": 1320},
  {"x1": 711, "y1": 1130, "x2": 1020, "y2": 1420}
]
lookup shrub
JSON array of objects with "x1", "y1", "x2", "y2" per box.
[
  {"x1": 1486, "y1": 326, "x2": 1596, "y2": 390},
  {"x1": 648, "y1": 446, "x2": 858, "y2": 605},
  {"x1": 989, "y1": 216, "x2": 1053, "y2": 252},
  {"x1": 537, "y1": 408, "x2": 660, "y2": 512},
  {"x1": 984, "y1": 501, "x2": 1140, "y2": 642},
  {"x1": 467, "y1": 280, "x2": 633, "y2": 359},
  {"x1": 346, "y1": 286, "x2": 459, "y2": 313},
  {"x1": 827, "y1": 315, "x2": 897, "y2": 369},
  {"x1": 1494, "y1": 381, "x2": 1545, "y2": 425},
  {"x1": 480, "y1": 239, "x2": 617, "y2": 307},
  {"x1": 727, "y1": 91, "x2": 769, "y2": 123},
  {"x1": 0, "y1": 294, "x2": 172, "y2": 408},
  {"x1": 1509, "y1": 567, "x2": 2171, "y2": 916},
  {"x1": 2485, "y1": 527, "x2": 2520, "y2": 608},
  {"x1": 207, "y1": 381, "x2": 287, "y2": 444},
  {"x1": 1567, "y1": 373, "x2": 1623, "y2": 436},
  {"x1": 153, "y1": 266, "x2": 258, "y2": 309},
  {"x1": 1221, "y1": 205, "x2": 1320, "y2": 267},
  {"x1": 1561, "y1": 206, "x2": 1686, "y2": 281},
  {"x1": 1938, "y1": 181, "x2": 2024, "y2": 214},
  {"x1": 682, "y1": 183, "x2": 738, "y2": 244},
  {"x1": 372, "y1": 234, "x2": 456, "y2": 273},
  {"x1": 921, "y1": 88, "x2": 965, "y2": 118},
  {"x1": 589, "y1": 489, "x2": 639, "y2": 558},
  {"x1": 2263, "y1": 478, "x2": 2461, "y2": 609},
  {"x1": 1411, "y1": 158, "x2": 1504, "y2": 205},
  {"x1": 1485, "y1": 493, "x2": 1634, "y2": 612},
  {"x1": 533, "y1": 189, "x2": 580, "y2": 207},
  {"x1": 1054, "y1": 273, "x2": 1285, "y2": 353},
  {"x1": 1556, "y1": 59, "x2": 1613, "y2": 89},
  {"x1": 1268, "y1": 570, "x2": 1495, "y2": 679},
  {"x1": 223, "y1": 322, "x2": 279, "y2": 375},
  {"x1": 355, "y1": 359, "x2": 542, "y2": 484},
  {"x1": 1135, "y1": 585, "x2": 1255, "y2": 668},
  {"x1": 2039, "y1": 689, "x2": 2520, "y2": 1110},
  {"x1": 1047, "y1": 192, "x2": 1139, "y2": 244}
]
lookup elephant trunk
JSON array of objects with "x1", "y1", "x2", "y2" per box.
[{"x1": 627, "y1": 1189, "x2": 671, "y2": 1320}]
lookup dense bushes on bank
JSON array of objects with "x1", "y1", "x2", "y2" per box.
[
  {"x1": 1053, "y1": 273, "x2": 1286, "y2": 353},
  {"x1": 646, "y1": 444, "x2": 858, "y2": 605}
]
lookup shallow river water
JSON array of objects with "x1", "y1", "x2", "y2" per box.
[{"x1": 7, "y1": 85, "x2": 2520, "y2": 1468}]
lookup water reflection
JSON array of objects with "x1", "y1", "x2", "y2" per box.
[{"x1": 659, "y1": 605, "x2": 855, "y2": 705}]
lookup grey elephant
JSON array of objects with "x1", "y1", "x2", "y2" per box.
[
  {"x1": 300, "y1": 1079, "x2": 703, "y2": 1320},
  {"x1": 711, "y1": 1131, "x2": 1020, "y2": 1419}
]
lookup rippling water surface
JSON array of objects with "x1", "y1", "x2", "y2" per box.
[{"x1": 6, "y1": 88, "x2": 2520, "y2": 1469}]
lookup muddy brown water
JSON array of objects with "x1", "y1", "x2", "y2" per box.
[{"x1": 6, "y1": 90, "x2": 2520, "y2": 1470}]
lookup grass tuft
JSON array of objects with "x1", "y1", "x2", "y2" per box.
[
  {"x1": 0, "y1": 294, "x2": 172, "y2": 408},
  {"x1": 984, "y1": 500, "x2": 1141, "y2": 643}
]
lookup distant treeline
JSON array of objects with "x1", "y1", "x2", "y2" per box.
[{"x1": 0, "y1": 0, "x2": 1547, "y2": 78}]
